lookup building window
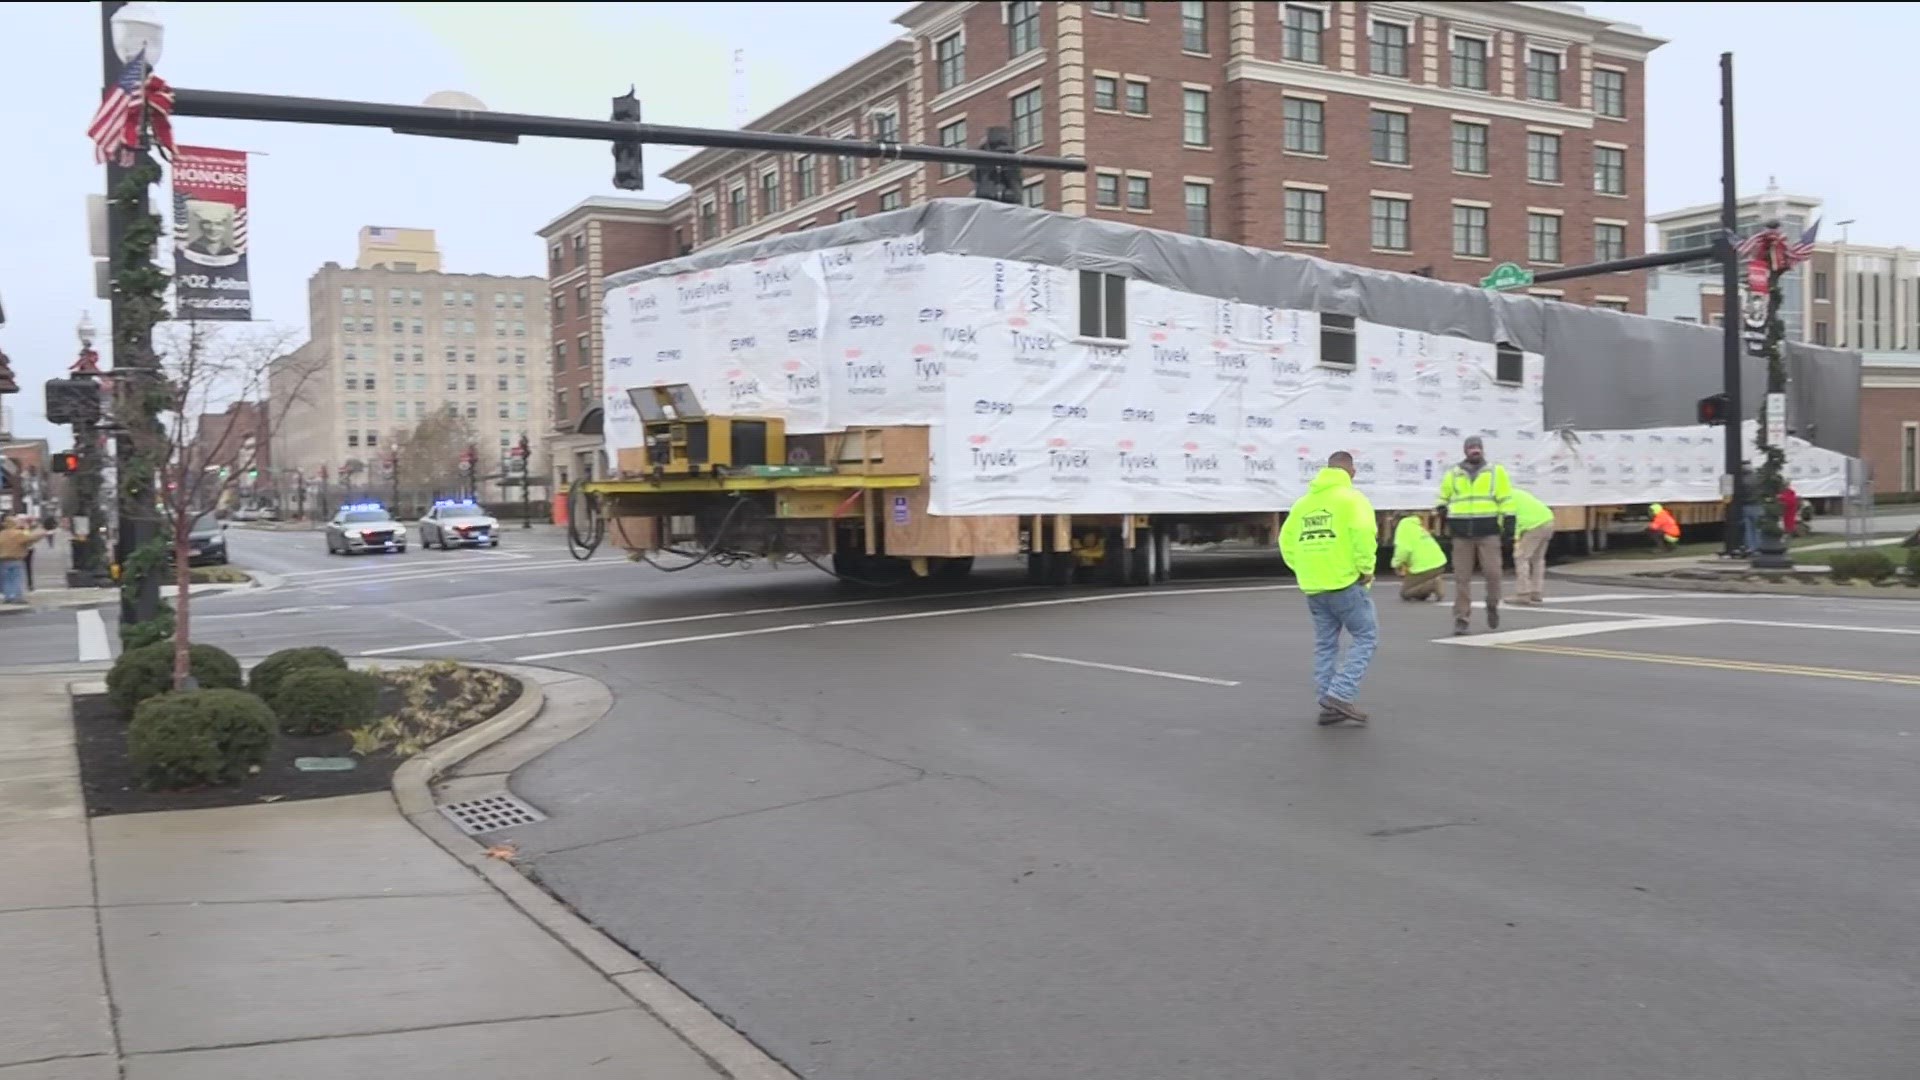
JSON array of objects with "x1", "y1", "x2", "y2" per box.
[
  {"x1": 1451, "y1": 35, "x2": 1482, "y2": 90},
  {"x1": 1594, "y1": 145, "x2": 1627, "y2": 195},
  {"x1": 1813, "y1": 321, "x2": 1829, "y2": 345},
  {"x1": 1283, "y1": 5, "x2": 1324, "y2": 64},
  {"x1": 342, "y1": 317, "x2": 355, "y2": 335},
  {"x1": 1008, "y1": 1, "x2": 1040, "y2": 57},
  {"x1": 1284, "y1": 98, "x2": 1324, "y2": 154},
  {"x1": 498, "y1": 402, "x2": 510, "y2": 420},
  {"x1": 1182, "y1": 88, "x2": 1210, "y2": 146},
  {"x1": 361, "y1": 318, "x2": 373, "y2": 333},
  {"x1": 834, "y1": 144, "x2": 856, "y2": 184},
  {"x1": 1526, "y1": 49, "x2": 1562, "y2": 102},
  {"x1": 575, "y1": 283, "x2": 588, "y2": 310},
  {"x1": 388, "y1": 288, "x2": 404, "y2": 305},
  {"x1": 344, "y1": 373, "x2": 359, "y2": 392},
  {"x1": 1370, "y1": 110, "x2": 1409, "y2": 165},
  {"x1": 548, "y1": 245, "x2": 561, "y2": 269},
  {"x1": 1012, "y1": 87, "x2": 1044, "y2": 148},
  {"x1": 872, "y1": 111, "x2": 898, "y2": 143},
  {"x1": 1370, "y1": 196, "x2": 1410, "y2": 251},
  {"x1": 1594, "y1": 221, "x2": 1627, "y2": 263},
  {"x1": 761, "y1": 170, "x2": 781, "y2": 215},
  {"x1": 938, "y1": 119, "x2": 968, "y2": 177},
  {"x1": 341, "y1": 286, "x2": 355, "y2": 304},
  {"x1": 936, "y1": 32, "x2": 965, "y2": 91},
  {"x1": 1595, "y1": 299, "x2": 1629, "y2": 313},
  {"x1": 1526, "y1": 131, "x2": 1561, "y2": 183},
  {"x1": 1181, "y1": 1, "x2": 1208, "y2": 52},
  {"x1": 1593, "y1": 68, "x2": 1626, "y2": 118},
  {"x1": 1095, "y1": 172, "x2": 1120, "y2": 207},
  {"x1": 445, "y1": 374, "x2": 458, "y2": 391},
  {"x1": 1125, "y1": 175, "x2": 1150, "y2": 210},
  {"x1": 577, "y1": 333, "x2": 589, "y2": 361},
  {"x1": 1124, "y1": 79, "x2": 1148, "y2": 115},
  {"x1": 347, "y1": 432, "x2": 360, "y2": 448},
  {"x1": 1453, "y1": 204, "x2": 1489, "y2": 257},
  {"x1": 1021, "y1": 178, "x2": 1045, "y2": 208},
  {"x1": 1093, "y1": 75, "x2": 1118, "y2": 111},
  {"x1": 1320, "y1": 313, "x2": 1356, "y2": 367},
  {"x1": 359, "y1": 288, "x2": 373, "y2": 303},
  {"x1": 1078, "y1": 270, "x2": 1127, "y2": 339},
  {"x1": 1527, "y1": 212, "x2": 1562, "y2": 263},
  {"x1": 1370, "y1": 20, "x2": 1409, "y2": 78},
  {"x1": 1283, "y1": 188, "x2": 1326, "y2": 244},
  {"x1": 1184, "y1": 182, "x2": 1211, "y2": 237},
  {"x1": 391, "y1": 318, "x2": 405, "y2": 334},
  {"x1": 1814, "y1": 271, "x2": 1829, "y2": 301},
  {"x1": 795, "y1": 155, "x2": 816, "y2": 200},
  {"x1": 1451, "y1": 121, "x2": 1488, "y2": 174},
  {"x1": 571, "y1": 234, "x2": 585, "y2": 265},
  {"x1": 728, "y1": 186, "x2": 748, "y2": 229},
  {"x1": 363, "y1": 373, "x2": 377, "y2": 392},
  {"x1": 412, "y1": 289, "x2": 424, "y2": 306},
  {"x1": 443, "y1": 289, "x2": 457, "y2": 306},
  {"x1": 838, "y1": 206, "x2": 857, "y2": 222},
  {"x1": 1122, "y1": 0, "x2": 1146, "y2": 15},
  {"x1": 464, "y1": 373, "x2": 478, "y2": 391},
  {"x1": 699, "y1": 199, "x2": 717, "y2": 240},
  {"x1": 879, "y1": 189, "x2": 903, "y2": 212},
  {"x1": 462, "y1": 290, "x2": 474, "y2": 307}
]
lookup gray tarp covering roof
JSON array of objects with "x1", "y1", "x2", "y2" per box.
[{"x1": 606, "y1": 199, "x2": 1861, "y2": 455}]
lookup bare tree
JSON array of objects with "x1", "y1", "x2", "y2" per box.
[
  {"x1": 393, "y1": 410, "x2": 476, "y2": 513},
  {"x1": 114, "y1": 322, "x2": 319, "y2": 689}
]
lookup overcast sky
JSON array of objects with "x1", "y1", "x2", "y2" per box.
[{"x1": 1, "y1": 2, "x2": 1907, "y2": 443}]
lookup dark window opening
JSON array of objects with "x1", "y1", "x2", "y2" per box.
[
  {"x1": 1078, "y1": 270, "x2": 1127, "y2": 339},
  {"x1": 1494, "y1": 342, "x2": 1524, "y2": 385},
  {"x1": 1320, "y1": 312, "x2": 1356, "y2": 366}
]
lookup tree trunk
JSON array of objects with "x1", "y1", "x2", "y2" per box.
[{"x1": 172, "y1": 518, "x2": 193, "y2": 690}]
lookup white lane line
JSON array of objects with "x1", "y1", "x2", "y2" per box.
[
  {"x1": 516, "y1": 583, "x2": 1297, "y2": 662},
  {"x1": 194, "y1": 605, "x2": 352, "y2": 620},
  {"x1": 1436, "y1": 616, "x2": 1718, "y2": 648},
  {"x1": 294, "y1": 560, "x2": 604, "y2": 593},
  {"x1": 1014, "y1": 652, "x2": 1241, "y2": 686},
  {"x1": 76, "y1": 609, "x2": 112, "y2": 662}
]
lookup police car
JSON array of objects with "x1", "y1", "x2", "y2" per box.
[
  {"x1": 324, "y1": 503, "x2": 408, "y2": 555},
  {"x1": 417, "y1": 499, "x2": 499, "y2": 549}
]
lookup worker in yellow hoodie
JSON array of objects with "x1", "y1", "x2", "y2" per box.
[
  {"x1": 1506, "y1": 486, "x2": 1557, "y2": 604},
  {"x1": 1279, "y1": 451, "x2": 1379, "y2": 726},
  {"x1": 1389, "y1": 513, "x2": 1447, "y2": 603}
]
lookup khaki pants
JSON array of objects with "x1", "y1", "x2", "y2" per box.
[
  {"x1": 1400, "y1": 566, "x2": 1444, "y2": 601},
  {"x1": 1451, "y1": 533, "x2": 1502, "y2": 622},
  {"x1": 1514, "y1": 525, "x2": 1552, "y2": 600}
]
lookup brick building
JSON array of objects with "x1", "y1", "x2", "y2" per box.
[{"x1": 191, "y1": 401, "x2": 269, "y2": 477}]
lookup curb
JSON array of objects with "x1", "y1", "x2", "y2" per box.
[
  {"x1": 387, "y1": 661, "x2": 801, "y2": 1080},
  {"x1": 1549, "y1": 569, "x2": 1920, "y2": 600}
]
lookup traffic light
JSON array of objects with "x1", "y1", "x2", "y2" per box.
[
  {"x1": 1697, "y1": 392, "x2": 1731, "y2": 426},
  {"x1": 971, "y1": 126, "x2": 1023, "y2": 205},
  {"x1": 44, "y1": 379, "x2": 101, "y2": 425},
  {"x1": 611, "y1": 88, "x2": 644, "y2": 192},
  {"x1": 50, "y1": 451, "x2": 81, "y2": 474}
]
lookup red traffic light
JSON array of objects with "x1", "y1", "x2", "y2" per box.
[
  {"x1": 50, "y1": 451, "x2": 81, "y2": 474},
  {"x1": 1696, "y1": 392, "x2": 1731, "y2": 426}
]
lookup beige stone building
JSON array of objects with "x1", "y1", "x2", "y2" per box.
[{"x1": 269, "y1": 227, "x2": 551, "y2": 510}]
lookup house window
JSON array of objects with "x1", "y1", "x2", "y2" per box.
[
  {"x1": 838, "y1": 207, "x2": 857, "y2": 222},
  {"x1": 1594, "y1": 145, "x2": 1627, "y2": 195},
  {"x1": 1283, "y1": 98, "x2": 1324, "y2": 154},
  {"x1": 1527, "y1": 212, "x2": 1563, "y2": 263},
  {"x1": 1814, "y1": 271, "x2": 1829, "y2": 300},
  {"x1": 795, "y1": 155, "x2": 817, "y2": 200},
  {"x1": 1184, "y1": 183, "x2": 1211, "y2": 238},
  {"x1": 699, "y1": 199, "x2": 717, "y2": 240},
  {"x1": 1095, "y1": 173, "x2": 1121, "y2": 207},
  {"x1": 1526, "y1": 131, "x2": 1561, "y2": 183},
  {"x1": 1526, "y1": 49, "x2": 1562, "y2": 102},
  {"x1": 1008, "y1": 1, "x2": 1040, "y2": 57},
  {"x1": 880, "y1": 189, "x2": 903, "y2": 212},
  {"x1": 761, "y1": 170, "x2": 781, "y2": 214},
  {"x1": 1125, "y1": 175, "x2": 1150, "y2": 210},
  {"x1": 1370, "y1": 196, "x2": 1410, "y2": 251},
  {"x1": 1370, "y1": 20, "x2": 1409, "y2": 77},
  {"x1": 1093, "y1": 75, "x2": 1118, "y2": 111},
  {"x1": 938, "y1": 120, "x2": 968, "y2": 177},
  {"x1": 1078, "y1": 270, "x2": 1127, "y2": 339},
  {"x1": 1124, "y1": 79, "x2": 1149, "y2": 115},
  {"x1": 1370, "y1": 110, "x2": 1409, "y2": 165},
  {"x1": 1594, "y1": 221, "x2": 1627, "y2": 263},
  {"x1": 1593, "y1": 68, "x2": 1626, "y2": 118},
  {"x1": 1284, "y1": 188, "x2": 1326, "y2": 244},
  {"x1": 1283, "y1": 5, "x2": 1324, "y2": 64},
  {"x1": 1181, "y1": 1, "x2": 1208, "y2": 52},
  {"x1": 728, "y1": 186, "x2": 748, "y2": 229},
  {"x1": 1813, "y1": 321, "x2": 1829, "y2": 345},
  {"x1": 1320, "y1": 313, "x2": 1356, "y2": 366},
  {"x1": 1021, "y1": 178, "x2": 1046, "y2": 208},
  {"x1": 936, "y1": 32, "x2": 965, "y2": 91},
  {"x1": 1443, "y1": 35, "x2": 1489, "y2": 89},
  {"x1": 1182, "y1": 89, "x2": 1210, "y2": 146},
  {"x1": 1012, "y1": 87, "x2": 1044, "y2": 148},
  {"x1": 1494, "y1": 342, "x2": 1525, "y2": 384},
  {"x1": 1453, "y1": 204, "x2": 1489, "y2": 257},
  {"x1": 1452, "y1": 121, "x2": 1488, "y2": 174},
  {"x1": 872, "y1": 111, "x2": 898, "y2": 143}
]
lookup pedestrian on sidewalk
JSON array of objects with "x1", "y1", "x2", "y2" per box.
[
  {"x1": 1437, "y1": 435, "x2": 1511, "y2": 636},
  {"x1": 1279, "y1": 451, "x2": 1379, "y2": 727},
  {"x1": 1, "y1": 516, "x2": 51, "y2": 604},
  {"x1": 1389, "y1": 512, "x2": 1447, "y2": 603},
  {"x1": 1506, "y1": 486, "x2": 1556, "y2": 604}
]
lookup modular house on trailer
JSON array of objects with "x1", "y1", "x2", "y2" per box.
[{"x1": 579, "y1": 199, "x2": 1861, "y2": 584}]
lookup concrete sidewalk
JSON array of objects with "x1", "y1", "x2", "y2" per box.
[{"x1": 0, "y1": 673, "x2": 724, "y2": 1080}]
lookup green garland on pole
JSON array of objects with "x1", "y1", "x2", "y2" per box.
[
  {"x1": 1752, "y1": 265, "x2": 1789, "y2": 543},
  {"x1": 111, "y1": 154, "x2": 173, "y2": 624}
]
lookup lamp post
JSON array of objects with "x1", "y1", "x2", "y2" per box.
[{"x1": 66, "y1": 314, "x2": 110, "y2": 586}]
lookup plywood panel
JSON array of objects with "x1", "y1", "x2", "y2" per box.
[
  {"x1": 881, "y1": 482, "x2": 1020, "y2": 557},
  {"x1": 604, "y1": 514, "x2": 659, "y2": 552}
]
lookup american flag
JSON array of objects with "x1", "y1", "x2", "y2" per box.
[
  {"x1": 1733, "y1": 219, "x2": 1821, "y2": 272},
  {"x1": 85, "y1": 51, "x2": 176, "y2": 165}
]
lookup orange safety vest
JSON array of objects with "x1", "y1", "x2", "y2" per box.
[{"x1": 1649, "y1": 508, "x2": 1679, "y2": 539}]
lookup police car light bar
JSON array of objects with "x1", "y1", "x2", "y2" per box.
[
  {"x1": 432, "y1": 499, "x2": 480, "y2": 509},
  {"x1": 341, "y1": 502, "x2": 385, "y2": 512}
]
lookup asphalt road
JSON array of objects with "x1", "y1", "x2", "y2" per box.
[{"x1": 4, "y1": 525, "x2": 1915, "y2": 1079}]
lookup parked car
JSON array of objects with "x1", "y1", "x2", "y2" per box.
[
  {"x1": 324, "y1": 503, "x2": 408, "y2": 555},
  {"x1": 418, "y1": 500, "x2": 499, "y2": 549},
  {"x1": 186, "y1": 511, "x2": 230, "y2": 566}
]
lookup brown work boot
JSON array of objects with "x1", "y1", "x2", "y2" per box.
[{"x1": 1319, "y1": 696, "x2": 1369, "y2": 724}]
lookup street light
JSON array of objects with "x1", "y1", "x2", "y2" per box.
[
  {"x1": 110, "y1": 2, "x2": 164, "y2": 65},
  {"x1": 76, "y1": 312, "x2": 97, "y2": 348}
]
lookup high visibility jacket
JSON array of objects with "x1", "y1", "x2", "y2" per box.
[
  {"x1": 1506, "y1": 488, "x2": 1555, "y2": 535},
  {"x1": 1390, "y1": 516, "x2": 1447, "y2": 575},
  {"x1": 1649, "y1": 507, "x2": 1680, "y2": 540},
  {"x1": 1437, "y1": 462, "x2": 1511, "y2": 538},
  {"x1": 1280, "y1": 468, "x2": 1378, "y2": 594}
]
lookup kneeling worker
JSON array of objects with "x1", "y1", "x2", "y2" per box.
[{"x1": 1390, "y1": 513, "x2": 1447, "y2": 602}]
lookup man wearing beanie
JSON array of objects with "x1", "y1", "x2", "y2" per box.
[{"x1": 1436, "y1": 435, "x2": 1511, "y2": 636}]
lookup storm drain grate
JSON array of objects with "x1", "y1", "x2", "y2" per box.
[{"x1": 437, "y1": 794, "x2": 546, "y2": 835}]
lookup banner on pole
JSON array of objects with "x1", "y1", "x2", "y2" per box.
[{"x1": 171, "y1": 145, "x2": 253, "y2": 321}]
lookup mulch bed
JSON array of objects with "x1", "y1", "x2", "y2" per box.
[{"x1": 74, "y1": 670, "x2": 522, "y2": 817}]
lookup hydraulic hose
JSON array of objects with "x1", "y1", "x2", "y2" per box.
[{"x1": 565, "y1": 479, "x2": 604, "y2": 561}]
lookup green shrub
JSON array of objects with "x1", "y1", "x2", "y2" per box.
[
  {"x1": 119, "y1": 608, "x2": 174, "y2": 650},
  {"x1": 1905, "y1": 544, "x2": 1920, "y2": 586},
  {"x1": 248, "y1": 646, "x2": 348, "y2": 702},
  {"x1": 1827, "y1": 550, "x2": 1895, "y2": 584},
  {"x1": 128, "y1": 688, "x2": 276, "y2": 789},
  {"x1": 107, "y1": 640, "x2": 244, "y2": 717},
  {"x1": 272, "y1": 667, "x2": 383, "y2": 736}
]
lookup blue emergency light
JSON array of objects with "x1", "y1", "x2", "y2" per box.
[
  {"x1": 432, "y1": 499, "x2": 479, "y2": 509},
  {"x1": 341, "y1": 502, "x2": 385, "y2": 513}
]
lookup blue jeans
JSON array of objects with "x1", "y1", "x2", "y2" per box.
[
  {"x1": 0, "y1": 560, "x2": 25, "y2": 604},
  {"x1": 1741, "y1": 504, "x2": 1762, "y2": 552},
  {"x1": 1306, "y1": 582, "x2": 1378, "y2": 704}
]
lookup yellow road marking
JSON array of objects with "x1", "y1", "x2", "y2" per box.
[{"x1": 1495, "y1": 642, "x2": 1920, "y2": 687}]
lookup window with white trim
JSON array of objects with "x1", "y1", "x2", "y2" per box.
[
  {"x1": 1184, "y1": 182, "x2": 1211, "y2": 237},
  {"x1": 1526, "y1": 131, "x2": 1561, "y2": 183},
  {"x1": 1526, "y1": 49, "x2": 1562, "y2": 102},
  {"x1": 1527, "y1": 212, "x2": 1562, "y2": 263},
  {"x1": 1594, "y1": 145, "x2": 1627, "y2": 195},
  {"x1": 935, "y1": 32, "x2": 965, "y2": 91},
  {"x1": 1078, "y1": 270, "x2": 1127, "y2": 340},
  {"x1": 1453, "y1": 204, "x2": 1489, "y2": 257},
  {"x1": 1284, "y1": 188, "x2": 1325, "y2": 244},
  {"x1": 1594, "y1": 221, "x2": 1627, "y2": 263},
  {"x1": 1008, "y1": 1, "x2": 1040, "y2": 57},
  {"x1": 1011, "y1": 87, "x2": 1044, "y2": 148},
  {"x1": 1182, "y1": 88, "x2": 1210, "y2": 146},
  {"x1": 1125, "y1": 175, "x2": 1150, "y2": 210},
  {"x1": 1284, "y1": 98, "x2": 1324, "y2": 153},
  {"x1": 1370, "y1": 20, "x2": 1409, "y2": 77},
  {"x1": 1452, "y1": 121, "x2": 1488, "y2": 174},
  {"x1": 1283, "y1": 5, "x2": 1324, "y2": 64},
  {"x1": 1593, "y1": 68, "x2": 1626, "y2": 118},
  {"x1": 938, "y1": 119, "x2": 968, "y2": 177},
  {"x1": 1370, "y1": 110, "x2": 1408, "y2": 165},
  {"x1": 1095, "y1": 172, "x2": 1121, "y2": 208},
  {"x1": 1370, "y1": 196, "x2": 1410, "y2": 251}
]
